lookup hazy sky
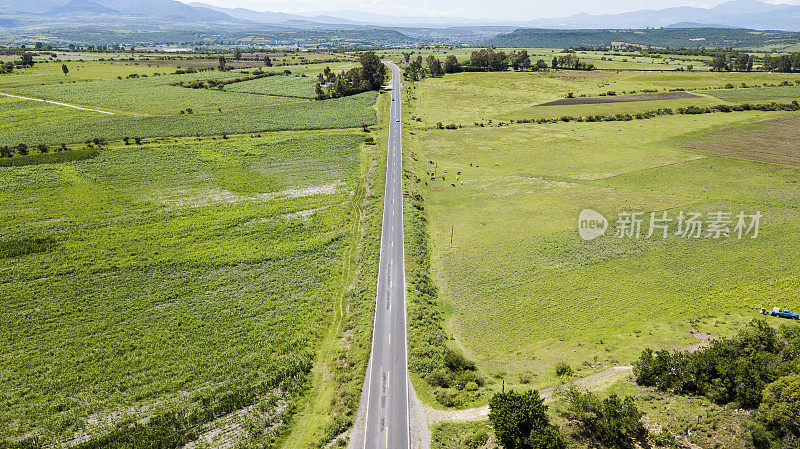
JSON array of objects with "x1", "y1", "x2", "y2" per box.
[{"x1": 183, "y1": 0, "x2": 800, "y2": 20}]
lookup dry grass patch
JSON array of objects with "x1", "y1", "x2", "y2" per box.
[{"x1": 685, "y1": 114, "x2": 800, "y2": 166}]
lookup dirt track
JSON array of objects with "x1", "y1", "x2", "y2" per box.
[
  {"x1": 537, "y1": 91, "x2": 702, "y2": 106},
  {"x1": 425, "y1": 366, "x2": 634, "y2": 424}
]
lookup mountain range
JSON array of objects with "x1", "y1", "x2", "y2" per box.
[
  {"x1": 4, "y1": 0, "x2": 800, "y2": 37},
  {"x1": 518, "y1": 0, "x2": 800, "y2": 30}
]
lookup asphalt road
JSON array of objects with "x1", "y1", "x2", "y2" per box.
[{"x1": 360, "y1": 61, "x2": 410, "y2": 449}]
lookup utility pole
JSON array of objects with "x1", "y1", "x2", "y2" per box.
[{"x1": 450, "y1": 225, "x2": 453, "y2": 248}]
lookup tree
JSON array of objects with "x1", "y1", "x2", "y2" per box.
[
  {"x1": 359, "y1": 51, "x2": 387, "y2": 90},
  {"x1": 263, "y1": 55, "x2": 272, "y2": 67},
  {"x1": 233, "y1": 47, "x2": 242, "y2": 60},
  {"x1": 469, "y1": 48, "x2": 508, "y2": 71},
  {"x1": 510, "y1": 50, "x2": 531, "y2": 71},
  {"x1": 17, "y1": 144, "x2": 29, "y2": 156},
  {"x1": 443, "y1": 55, "x2": 461, "y2": 73},
  {"x1": 315, "y1": 83, "x2": 326, "y2": 100},
  {"x1": 561, "y1": 388, "x2": 650, "y2": 449},
  {"x1": 489, "y1": 390, "x2": 565, "y2": 449},
  {"x1": 323, "y1": 66, "x2": 335, "y2": 83},
  {"x1": 759, "y1": 374, "x2": 800, "y2": 439},
  {"x1": 218, "y1": 56, "x2": 226, "y2": 71},
  {"x1": 61, "y1": 64, "x2": 69, "y2": 76},
  {"x1": 733, "y1": 53, "x2": 753, "y2": 71},
  {"x1": 426, "y1": 55, "x2": 443, "y2": 76},
  {"x1": 711, "y1": 54, "x2": 730, "y2": 71},
  {"x1": 552, "y1": 56, "x2": 558, "y2": 69},
  {"x1": 20, "y1": 53, "x2": 34, "y2": 67}
]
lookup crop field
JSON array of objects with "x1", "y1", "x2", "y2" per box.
[
  {"x1": 704, "y1": 84, "x2": 800, "y2": 102},
  {"x1": 0, "y1": 60, "x2": 360, "y2": 113},
  {"x1": 0, "y1": 91, "x2": 377, "y2": 146},
  {"x1": 0, "y1": 61, "x2": 168, "y2": 88},
  {"x1": 5, "y1": 69, "x2": 308, "y2": 114},
  {"x1": 403, "y1": 70, "x2": 800, "y2": 400},
  {"x1": 0, "y1": 130, "x2": 370, "y2": 446},
  {"x1": 411, "y1": 69, "x2": 800, "y2": 126},
  {"x1": 0, "y1": 49, "x2": 387, "y2": 448}
]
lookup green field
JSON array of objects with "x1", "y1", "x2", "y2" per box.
[
  {"x1": 0, "y1": 54, "x2": 385, "y2": 448},
  {"x1": 404, "y1": 69, "x2": 800, "y2": 401},
  {"x1": 410, "y1": 69, "x2": 800, "y2": 126},
  {"x1": 0, "y1": 91, "x2": 377, "y2": 146},
  {"x1": 705, "y1": 84, "x2": 800, "y2": 102},
  {"x1": 0, "y1": 59, "x2": 378, "y2": 147}
]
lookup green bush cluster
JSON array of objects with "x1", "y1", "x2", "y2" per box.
[
  {"x1": 635, "y1": 320, "x2": 800, "y2": 447},
  {"x1": 489, "y1": 389, "x2": 565, "y2": 449},
  {"x1": 175, "y1": 69, "x2": 284, "y2": 90},
  {"x1": 561, "y1": 388, "x2": 650, "y2": 449},
  {"x1": 0, "y1": 147, "x2": 99, "y2": 167},
  {"x1": 634, "y1": 320, "x2": 799, "y2": 409}
]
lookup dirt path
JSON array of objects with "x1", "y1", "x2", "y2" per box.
[
  {"x1": 0, "y1": 91, "x2": 117, "y2": 114},
  {"x1": 425, "y1": 366, "x2": 634, "y2": 424}
]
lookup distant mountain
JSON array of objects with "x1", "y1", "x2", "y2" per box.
[
  {"x1": 48, "y1": 0, "x2": 120, "y2": 15},
  {"x1": 516, "y1": 0, "x2": 800, "y2": 31},
  {"x1": 665, "y1": 22, "x2": 740, "y2": 28},
  {"x1": 1, "y1": 0, "x2": 236, "y2": 21},
  {"x1": 708, "y1": 0, "x2": 783, "y2": 15},
  {"x1": 186, "y1": 2, "x2": 308, "y2": 23}
]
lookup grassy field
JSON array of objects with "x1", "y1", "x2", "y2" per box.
[
  {"x1": 379, "y1": 48, "x2": 713, "y2": 71},
  {"x1": 0, "y1": 130, "x2": 370, "y2": 446},
  {"x1": 404, "y1": 69, "x2": 800, "y2": 406},
  {"x1": 0, "y1": 59, "x2": 378, "y2": 147},
  {"x1": 0, "y1": 52, "x2": 385, "y2": 448},
  {"x1": 704, "y1": 84, "x2": 800, "y2": 102},
  {"x1": 410, "y1": 69, "x2": 800, "y2": 126},
  {"x1": 0, "y1": 91, "x2": 377, "y2": 146}
]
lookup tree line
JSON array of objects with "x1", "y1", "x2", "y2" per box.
[
  {"x1": 314, "y1": 51, "x2": 387, "y2": 100},
  {"x1": 401, "y1": 48, "x2": 594, "y2": 81}
]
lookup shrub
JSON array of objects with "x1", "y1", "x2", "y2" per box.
[
  {"x1": 555, "y1": 362, "x2": 572, "y2": 377},
  {"x1": 464, "y1": 431, "x2": 488, "y2": 449},
  {"x1": 561, "y1": 388, "x2": 648, "y2": 449},
  {"x1": 444, "y1": 347, "x2": 476, "y2": 372},
  {"x1": 435, "y1": 388, "x2": 464, "y2": 407},
  {"x1": 652, "y1": 426, "x2": 677, "y2": 447},
  {"x1": 489, "y1": 389, "x2": 565, "y2": 449}
]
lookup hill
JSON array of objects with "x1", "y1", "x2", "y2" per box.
[{"x1": 484, "y1": 27, "x2": 800, "y2": 50}]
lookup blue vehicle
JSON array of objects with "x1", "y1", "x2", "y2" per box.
[{"x1": 761, "y1": 307, "x2": 800, "y2": 320}]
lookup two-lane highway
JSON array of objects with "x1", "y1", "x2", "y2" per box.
[{"x1": 359, "y1": 61, "x2": 410, "y2": 449}]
